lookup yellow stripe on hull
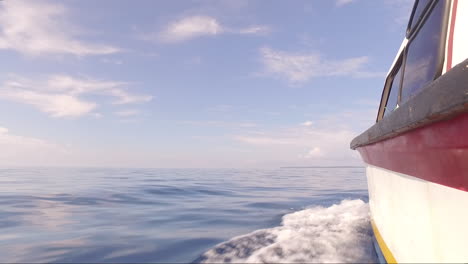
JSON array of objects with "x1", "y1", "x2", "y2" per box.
[{"x1": 371, "y1": 219, "x2": 397, "y2": 264}]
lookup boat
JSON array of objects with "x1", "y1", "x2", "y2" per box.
[{"x1": 350, "y1": 0, "x2": 468, "y2": 262}]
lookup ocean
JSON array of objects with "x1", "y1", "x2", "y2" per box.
[{"x1": 0, "y1": 167, "x2": 378, "y2": 263}]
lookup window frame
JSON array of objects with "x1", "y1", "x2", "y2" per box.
[
  {"x1": 400, "y1": 0, "x2": 451, "y2": 103},
  {"x1": 406, "y1": 0, "x2": 434, "y2": 37},
  {"x1": 377, "y1": 54, "x2": 405, "y2": 122},
  {"x1": 377, "y1": 0, "x2": 451, "y2": 122}
]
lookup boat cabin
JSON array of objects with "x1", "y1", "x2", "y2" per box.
[
  {"x1": 377, "y1": 0, "x2": 467, "y2": 122},
  {"x1": 350, "y1": 1, "x2": 468, "y2": 261}
]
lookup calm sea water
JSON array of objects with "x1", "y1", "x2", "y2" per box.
[{"x1": 0, "y1": 167, "x2": 377, "y2": 263}]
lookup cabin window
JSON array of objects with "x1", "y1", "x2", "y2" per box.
[
  {"x1": 407, "y1": 0, "x2": 432, "y2": 34},
  {"x1": 400, "y1": 0, "x2": 446, "y2": 103},
  {"x1": 384, "y1": 64, "x2": 402, "y2": 117}
]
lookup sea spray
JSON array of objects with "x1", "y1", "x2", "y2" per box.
[{"x1": 195, "y1": 199, "x2": 377, "y2": 263}]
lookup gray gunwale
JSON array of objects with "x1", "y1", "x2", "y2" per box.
[{"x1": 351, "y1": 59, "x2": 468, "y2": 150}]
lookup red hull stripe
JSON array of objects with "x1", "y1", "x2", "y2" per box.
[
  {"x1": 446, "y1": 0, "x2": 458, "y2": 72},
  {"x1": 357, "y1": 112, "x2": 468, "y2": 192}
]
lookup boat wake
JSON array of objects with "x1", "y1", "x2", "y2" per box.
[{"x1": 195, "y1": 199, "x2": 378, "y2": 263}]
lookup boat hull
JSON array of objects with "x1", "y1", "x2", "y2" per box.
[
  {"x1": 365, "y1": 164, "x2": 468, "y2": 263},
  {"x1": 356, "y1": 112, "x2": 468, "y2": 263}
]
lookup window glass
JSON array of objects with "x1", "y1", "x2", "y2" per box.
[
  {"x1": 408, "y1": 0, "x2": 432, "y2": 32},
  {"x1": 401, "y1": 0, "x2": 445, "y2": 103},
  {"x1": 384, "y1": 66, "x2": 401, "y2": 117}
]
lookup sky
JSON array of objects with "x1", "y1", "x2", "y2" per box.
[{"x1": 0, "y1": 0, "x2": 414, "y2": 168}]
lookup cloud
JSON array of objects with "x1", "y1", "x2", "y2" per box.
[
  {"x1": 0, "y1": 0, "x2": 120, "y2": 56},
  {"x1": 233, "y1": 109, "x2": 376, "y2": 166},
  {"x1": 160, "y1": 16, "x2": 222, "y2": 42},
  {"x1": 301, "y1": 121, "x2": 313, "y2": 127},
  {"x1": 302, "y1": 147, "x2": 323, "y2": 158},
  {"x1": 234, "y1": 136, "x2": 294, "y2": 146},
  {"x1": 260, "y1": 47, "x2": 385, "y2": 83},
  {"x1": 0, "y1": 90, "x2": 97, "y2": 118},
  {"x1": 0, "y1": 126, "x2": 69, "y2": 166},
  {"x1": 157, "y1": 15, "x2": 270, "y2": 43},
  {"x1": 336, "y1": 0, "x2": 355, "y2": 7},
  {"x1": 0, "y1": 125, "x2": 162, "y2": 167},
  {"x1": 234, "y1": 127, "x2": 358, "y2": 165},
  {"x1": 239, "y1": 25, "x2": 271, "y2": 35},
  {"x1": 115, "y1": 109, "x2": 140, "y2": 117},
  {"x1": 181, "y1": 120, "x2": 257, "y2": 129},
  {"x1": 0, "y1": 75, "x2": 152, "y2": 118}
]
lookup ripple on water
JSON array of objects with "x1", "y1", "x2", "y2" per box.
[{"x1": 0, "y1": 168, "x2": 370, "y2": 263}]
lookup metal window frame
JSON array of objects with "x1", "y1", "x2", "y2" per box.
[
  {"x1": 377, "y1": 0, "x2": 451, "y2": 122},
  {"x1": 406, "y1": 0, "x2": 435, "y2": 38},
  {"x1": 377, "y1": 55, "x2": 404, "y2": 122},
  {"x1": 401, "y1": 0, "x2": 451, "y2": 103}
]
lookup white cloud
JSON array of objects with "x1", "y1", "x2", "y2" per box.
[
  {"x1": 234, "y1": 136, "x2": 294, "y2": 146},
  {"x1": 239, "y1": 25, "x2": 271, "y2": 35},
  {"x1": 302, "y1": 147, "x2": 323, "y2": 158},
  {"x1": 260, "y1": 47, "x2": 385, "y2": 83},
  {"x1": 336, "y1": 0, "x2": 355, "y2": 7},
  {"x1": 160, "y1": 16, "x2": 223, "y2": 42},
  {"x1": 115, "y1": 109, "x2": 140, "y2": 117},
  {"x1": 181, "y1": 120, "x2": 258, "y2": 129},
  {"x1": 0, "y1": 75, "x2": 152, "y2": 118},
  {"x1": 301, "y1": 121, "x2": 313, "y2": 127},
  {"x1": 233, "y1": 109, "x2": 376, "y2": 166},
  {"x1": 106, "y1": 88, "x2": 153, "y2": 105},
  {"x1": 234, "y1": 127, "x2": 357, "y2": 165},
  {"x1": 0, "y1": 0, "x2": 120, "y2": 56},
  {"x1": 0, "y1": 126, "x2": 169, "y2": 168},
  {"x1": 1, "y1": 90, "x2": 97, "y2": 118},
  {"x1": 157, "y1": 15, "x2": 270, "y2": 43},
  {"x1": 0, "y1": 126, "x2": 70, "y2": 166},
  {"x1": 0, "y1": 126, "x2": 157, "y2": 167}
]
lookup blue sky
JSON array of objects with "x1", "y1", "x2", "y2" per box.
[{"x1": 0, "y1": 0, "x2": 413, "y2": 168}]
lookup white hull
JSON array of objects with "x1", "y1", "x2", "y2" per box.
[{"x1": 366, "y1": 164, "x2": 468, "y2": 263}]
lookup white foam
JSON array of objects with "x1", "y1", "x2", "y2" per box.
[{"x1": 197, "y1": 199, "x2": 377, "y2": 263}]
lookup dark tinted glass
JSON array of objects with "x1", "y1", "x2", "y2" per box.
[
  {"x1": 384, "y1": 66, "x2": 401, "y2": 117},
  {"x1": 408, "y1": 0, "x2": 432, "y2": 32},
  {"x1": 401, "y1": 0, "x2": 445, "y2": 103}
]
